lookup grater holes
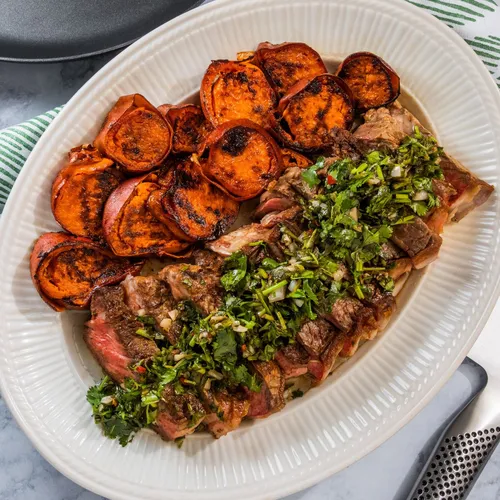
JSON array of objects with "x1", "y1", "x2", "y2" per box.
[{"x1": 412, "y1": 428, "x2": 500, "y2": 500}]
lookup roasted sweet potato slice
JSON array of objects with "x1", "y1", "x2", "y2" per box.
[
  {"x1": 51, "y1": 145, "x2": 122, "y2": 241},
  {"x1": 256, "y1": 42, "x2": 327, "y2": 97},
  {"x1": 336, "y1": 52, "x2": 400, "y2": 110},
  {"x1": 95, "y1": 94, "x2": 172, "y2": 175},
  {"x1": 200, "y1": 60, "x2": 276, "y2": 128},
  {"x1": 164, "y1": 158, "x2": 240, "y2": 241},
  {"x1": 30, "y1": 232, "x2": 143, "y2": 311},
  {"x1": 280, "y1": 147, "x2": 312, "y2": 170},
  {"x1": 271, "y1": 74, "x2": 354, "y2": 152},
  {"x1": 147, "y1": 188, "x2": 195, "y2": 242},
  {"x1": 103, "y1": 174, "x2": 192, "y2": 257},
  {"x1": 201, "y1": 119, "x2": 283, "y2": 201},
  {"x1": 158, "y1": 103, "x2": 213, "y2": 154}
]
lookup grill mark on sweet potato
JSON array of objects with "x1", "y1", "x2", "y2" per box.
[
  {"x1": 256, "y1": 42, "x2": 327, "y2": 97},
  {"x1": 200, "y1": 60, "x2": 276, "y2": 128},
  {"x1": 220, "y1": 127, "x2": 251, "y2": 156},
  {"x1": 103, "y1": 177, "x2": 191, "y2": 257},
  {"x1": 272, "y1": 74, "x2": 354, "y2": 152},
  {"x1": 94, "y1": 94, "x2": 172, "y2": 174},
  {"x1": 51, "y1": 145, "x2": 122, "y2": 241},
  {"x1": 159, "y1": 104, "x2": 213, "y2": 154},
  {"x1": 30, "y1": 232, "x2": 143, "y2": 311},
  {"x1": 336, "y1": 52, "x2": 400, "y2": 110},
  {"x1": 165, "y1": 159, "x2": 239, "y2": 240}
]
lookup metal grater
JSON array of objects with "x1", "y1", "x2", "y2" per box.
[{"x1": 409, "y1": 300, "x2": 500, "y2": 500}]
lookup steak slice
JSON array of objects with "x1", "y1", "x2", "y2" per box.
[
  {"x1": 391, "y1": 217, "x2": 432, "y2": 257},
  {"x1": 206, "y1": 223, "x2": 275, "y2": 256},
  {"x1": 340, "y1": 307, "x2": 379, "y2": 357},
  {"x1": 121, "y1": 275, "x2": 181, "y2": 345},
  {"x1": 275, "y1": 343, "x2": 310, "y2": 379},
  {"x1": 322, "y1": 127, "x2": 365, "y2": 161},
  {"x1": 324, "y1": 295, "x2": 364, "y2": 333},
  {"x1": 254, "y1": 197, "x2": 296, "y2": 219},
  {"x1": 353, "y1": 101, "x2": 418, "y2": 151},
  {"x1": 246, "y1": 360, "x2": 285, "y2": 418},
  {"x1": 364, "y1": 285, "x2": 396, "y2": 332},
  {"x1": 260, "y1": 205, "x2": 303, "y2": 229},
  {"x1": 207, "y1": 223, "x2": 285, "y2": 263},
  {"x1": 308, "y1": 330, "x2": 346, "y2": 385},
  {"x1": 262, "y1": 166, "x2": 317, "y2": 202},
  {"x1": 296, "y1": 319, "x2": 336, "y2": 357},
  {"x1": 440, "y1": 154, "x2": 494, "y2": 222},
  {"x1": 159, "y1": 250, "x2": 225, "y2": 316},
  {"x1": 381, "y1": 241, "x2": 412, "y2": 281},
  {"x1": 154, "y1": 384, "x2": 206, "y2": 441},
  {"x1": 85, "y1": 286, "x2": 159, "y2": 384},
  {"x1": 391, "y1": 217, "x2": 442, "y2": 269},
  {"x1": 201, "y1": 388, "x2": 250, "y2": 438}
]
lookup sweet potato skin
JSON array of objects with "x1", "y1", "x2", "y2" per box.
[
  {"x1": 336, "y1": 52, "x2": 400, "y2": 110},
  {"x1": 51, "y1": 145, "x2": 122, "y2": 241},
  {"x1": 95, "y1": 94, "x2": 172, "y2": 175},
  {"x1": 158, "y1": 104, "x2": 213, "y2": 154},
  {"x1": 201, "y1": 119, "x2": 284, "y2": 201},
  {"x1": 271, "y1": 74, "x2": 354, "y2": 152},
  {"x1": 200, "y1": 60, "x2": 276, "y2": 128},
  {"x1": 256, "y1": 42, "x2": 327, "y2": 97},
  {"x1": 30, "y1": 232, "x2": 143, "y2": 311},
  {"x1": 103, "y1": 175, "x2": 192, "y2": 257},
  {"x1": 164, "y1": 158, "x2": 240, "y2": 241}
]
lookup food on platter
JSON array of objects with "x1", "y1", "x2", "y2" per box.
[
  {"x1": 200, "y1": 119, "x2": 283, "y2": 200},
  {"x1": 30, "y1": 232, "x2": 143, "y2": 311},
  {"x1": 336, "y1": 52, "x2": 400, "y2": 110},
  {"x1": 95, "y1": 94, "x2": 172, "y2": 174},
  {"x1": 271, "y1": 74, "x2": 354, "y2": 151},
  {"x1": 158, "y1": 103, "x2": 213, "y2": 154},
  {"x1": 255, "y1": 41, "x2": 327, "y2": 97},
  {"x1": 200, "y1": 60, "x2": 276, "y2": 127},
  {"x1": 51, "y1": 145, "x2": 122, "y2": 241},
  {"x1": 29, "y1": 42, "x2": 494, "y2": 448}
]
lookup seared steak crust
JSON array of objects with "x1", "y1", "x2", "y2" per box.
[
  {"x1": 154, "y1": 384, "x2": 206, "y2": 441},
  {"x1": 85, "y1": 286, "x2": 159, "y2": 384}
]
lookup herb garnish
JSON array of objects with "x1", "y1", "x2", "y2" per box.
[{"x1": 87, "y1": 129, "x2": 443, "y2": 445}]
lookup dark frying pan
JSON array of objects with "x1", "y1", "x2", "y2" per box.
[{"x1": 0, "y1": 0, "x2": 203, "y2": 62}]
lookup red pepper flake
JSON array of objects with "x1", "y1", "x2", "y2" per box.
[
  {"x1": 327, "y1": 174, "x2": 336, "y2": 185},
  {"x1": 136, "y1": 366, "x2": 146, "y2": 374}
]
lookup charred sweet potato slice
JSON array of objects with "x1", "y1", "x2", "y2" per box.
[
  {"x1": 200, "y1": 60, "x2": 276, "y2": 128},
  {"x1": 336, "y1": 52, "x2": 400, "y2": 110},
  {"x1": 158, "y1": 103, "x2": 213, "y2": 154},
  {"x1": 280, "y1": 147, "x2": 312, "y2": 170},
  {"x1": 95, "y1": 94, "x2": 172, "y2": 175},
  {"x1": 147, "y1": 188, "x2": 195, "y2": 242},
  {"x1": 103, "y1": 175, "x2": 192, "y2": 257},
  {"x1": 201, "y1": 119, "x2": 283, "y2": 201},
  {"x1": 256, "y1": 42, "x2": 327, "y2": 97},
  {"x1": 51, "y1": 145, "x2": 122, "y2": 241},
  {"x1": 272, "y1": 74, "x2": 354, "y2": 152},
  {"x1": 164, "y1": 158, "x2": 240, "y2": 241},
  {"x1": 30, "y1": 232, "x2": 143, "y2": 311}
]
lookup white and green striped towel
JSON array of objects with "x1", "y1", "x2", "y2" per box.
[{"x1": 0, "y1": 0, "x2": 499, "y2": 215}]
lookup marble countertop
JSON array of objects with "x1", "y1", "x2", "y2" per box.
[{"x1": 1, "y1": 55, "x2": 500, "y2": 500}]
